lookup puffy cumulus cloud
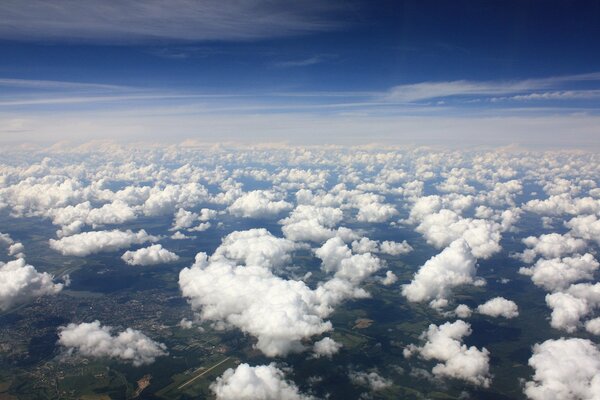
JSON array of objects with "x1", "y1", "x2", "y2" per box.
[
  {"x1": 379, "y1": 240, "x2": 413, "y2": 256},
  {"x1": 519, "y1": 254, "x2": 599, "y2": 291},
  {"x1": 404, "y1": 320, "x2": 491, "y2": 387},
  {"x1": 179, "y1": 229, "x2": 380, "y2": 357},
  {"x1": 476, "y1": 297, "x2": 519, "y2": 319},
  {"x1": 348, "y1": 370, "x2": 392, "y2": 391},
  {"x1": 57, "y1": 320, "x2": 167, "y2": 366},
  {"x1": 211, "y1": 229, "x2": 300, "y2": 269},
  {"x1": 524, "y1": 338, "x2": 600, "y2": 400},
  {"x1": 210, "y1": 363, "x2": 314, "y2": 400},
  {"x1": 380, "y1": 270, "x2": 398, "y2": 286},
  {"x1": 524, "y1": 194, "x2": 600, "y2": 217},
  {"x1": 49, "y1": 229, "x2": 159, "y2": 257},
  {"x1": 170, "y1": 208, "x2": 198, "y2": 231},
  {"x1": 585, "y1": 317, "x2": 600, "y2": 335},
  {"x1": 351, "y1": 238, "x2": 413, "y2": 257},
  {"x1": 121, "y1": 244, "x2": 179, "y2": 266},
  {"x1": 315, "y1": 237, "x2": 382, "y2": 284},
  {"x1": 0, "y1": 176, "x2": 86, "y2": 217},
  {"x1": 566, "y1": 215, "x2": 600, "y2": 246},
  {"x1": 0, "y1": 258, "x2": 63, "y2": 310},
  {"x1": 454, "y1": 304, "x2": 472, "y2": 318},
  {"x1": 545, "y1": 283, "x2": 600, "y2": 332},
  {"x1": 279, "y1": 205, "x2": 344, "y2": 243},
  {"x1": 142, "y1": 183, "x2": 209, "y2": 216},
  {"x1": 312, "y1": 337, "x2": 342, "y2": 358},
  {"x1": 50, "y1": 200, "x2": 137, "y2": 236},
  {"x1": 351, "y1": 237, "x2": 379, "y2": 254},
  {"x1": 355, "y1": 201, "x2": 398, "y2": 223},
  {"x1": 415, "y1": 210, "x2": 502, "y2": 259},
  {"x1": 402, "y1": 239, "x2": 480, "y2": 307},
  {"x1": 546, "y1": 292, "x2": 590, "y2": 332},
  {"x1": 0, "y1": 232, "x2": 24, "y2": 259},
  {"x1": 179, "y1": 253, "x2": 332, "y2": 357},
  {"x1": 519, "y1": 233, "x2": 588, "y2": 264},
  {"x1": 228, "y1": 190, "x2": 292, "y2": 218}
]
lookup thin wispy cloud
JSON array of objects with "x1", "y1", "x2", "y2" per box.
[
  {"x1": 383, "y1": 72, "x2": 600, "y2": 103},
  {"x1": 273, "y1": 55, "x2": 335, "y2": 68},
  {"x1": 0, "y1": 0, "x2": 350, "y2": 44}
]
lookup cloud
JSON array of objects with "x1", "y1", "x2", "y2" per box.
[
  {"x1": 179, "y1": 228, "x2": 380, "y2": 357},
  {"x1": 179, "y1": 252, "x2": 332, "y2": 357},
  {"x1": 315, "y1": 236, "x2": 382, "y2": 284},
  {"x1": 476, "y1": 297, "x2": 519, "y2": 319},
  {"x1": 58, "y1": 320, "x2": 167, "y2": 366},
  {"x1": 312, "y1": 337, "x2": 342, "y2": 358},
  {"x1": 545, "y1": 282, "x2": 600, "y2": 332},
  {"x1": 279, "y1": 205, "x2": 344, "y2": 243},
  {"x1": 50, "y1": 200, "x2": 137, "y2": 236},
  {"x1": 566, "y1": 215, "x2": 600, "y2": 246},
  {"x1": 415, "y1": 210, "x2": 502, "y2": 259},
  {"x1": 379, "y1": 240, "x2": 413, "y2": 256},
  {"x1": 210, "y1": 363, "x2": 314, "y2": 400},
  {"x1": 454, "y1": 304, "x2": 472, "y2": 318},
  {"x1": 380, "y1": 270, "x2": 398, "y2": 286},
  {"x1": 585, "y1": 318, "x2": 600, "y2": 335},
  {"x1": 228, "y1": 190, "x2": 293, "y2": 218},
  {"x1": 519, "y1": 254, "x2": 599, "y2": 292},
  {"x1": 49, "y1": 229, "x2": 159, "y2": 256},
  {"x1": 524, "y1": 338, "x2": 600, "y2": 400},
  {"x1": 404, "y1": 320, "x2": 491, "y2": 387},
  {"x1": 518, "y1": 233, "x2": 587, "y2": 264},
  {"x1": 348, "y1": 370, "x2": 392, "y2": 391},
  {"x1": 351, "y1": 237, "x2": 413, "y2": 256},
  {"x1": 0, "y1": 0, "x2": 345, "y2": 44},
  {"x1": 121, "y1": 244, "x2": 180, "y2": 266},
  {"x1": 211, "y1": 229, "x2": 301, "y2": 269},
  {"x1": 0, "y1": 258, "x2": 63, "y2": 310},
  {"x1": 402, "y1": 239, "x2": 481, "y2": 306}
]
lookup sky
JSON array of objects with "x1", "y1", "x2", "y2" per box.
[{"x1": 1, "y1": 0, "x2": 600, "y2": 147}]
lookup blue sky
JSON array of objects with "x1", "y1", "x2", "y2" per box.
[{"x1": 1, "y1": 0, "x2": 600, "y2": 147}]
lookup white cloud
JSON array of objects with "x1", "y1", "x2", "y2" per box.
[
  {"x1": 566, "y1": 214, "x2": 600, "y2": 246},
  {"x1": 454, "y1": 304, "x2": 472, "y2": 318},
  {"x1": 545, "y1": 282, "x2": 600, "y2": 332},
  {"x1": 380, "y1": 270, "x2": 398, "y2": 286},
  {"x1": 348, "y1": 370, "x2": 392, "y2": 391},
  {"x1": 0, "y1": 0, "x2": 343, "y2": 43},
  {"x1": 179, "y1": 253, "x2": 332, "y2": 357},
  {"x1": 121, "y1": 244, "x2": 179, "y2": 266},
  {"x1": 142, "y1": 183, "x2": 209, "y2": 216},
  {"x1": 524, "y1": 338, "x2": 600, "y2": 400},
  {"x1": 519, "y1": 254, "x2": 599, "y2": 291},
  {"x1": 315, "y1": 236, "x2": 382, "y2": 284},
  {"x1": 519, "y1": 233, "x2": 587, "y2": 264},
  {"x1": 585, "y1": 317, "x2": 600, "y2": 335},
  {"x1": 58, "y1": 320, "x2": 167, "y2": 366},
  {"x1": 476, "y1": 297, "x2": 519, "y2": 319},
  {"x1": 404, "y1": 320, "x2": 491, "y2": 387},
  {"x1": 312, "y1": 337, "x2": 342, "y2": 358},
  {"x1": 402, "y1": 239, "x2": 480, "y2": 306},
  {"x1": 0, "y1": 258, "x2": 63, "y2": 310},
  {"x1": 50, "y1": 200, "x2": 137, "y2": 235},
  {"x1": 211, "y1": 363, "x2": 314, "y2": 400},
  {"x1": 280, "y1": 205, "x2": 343, "y2": 243},
  {"x1": 379, "y1": 240, "x2": 413, "y2": 256},
  {"x1": 170, "y1": 208, "x2": 198, "y2": 231},
  {"x1": 228, "y1": 190, "x2": 292, "y2": 218},
  {"x1": 49, "y1": 229, "x2": 159, "y2": 256},
  {"x1": 179, "y1": 228, "x2": 380, "y2": 357},
  {"x1": 415, "y1": 209, "x2": 502, "y2": 259},
  {"x1": 355, "y1": 201, "x2": 398, "y2": 223},
  {"x1": 211, "y1": 229, "x2": 300, "y2": 269}
]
